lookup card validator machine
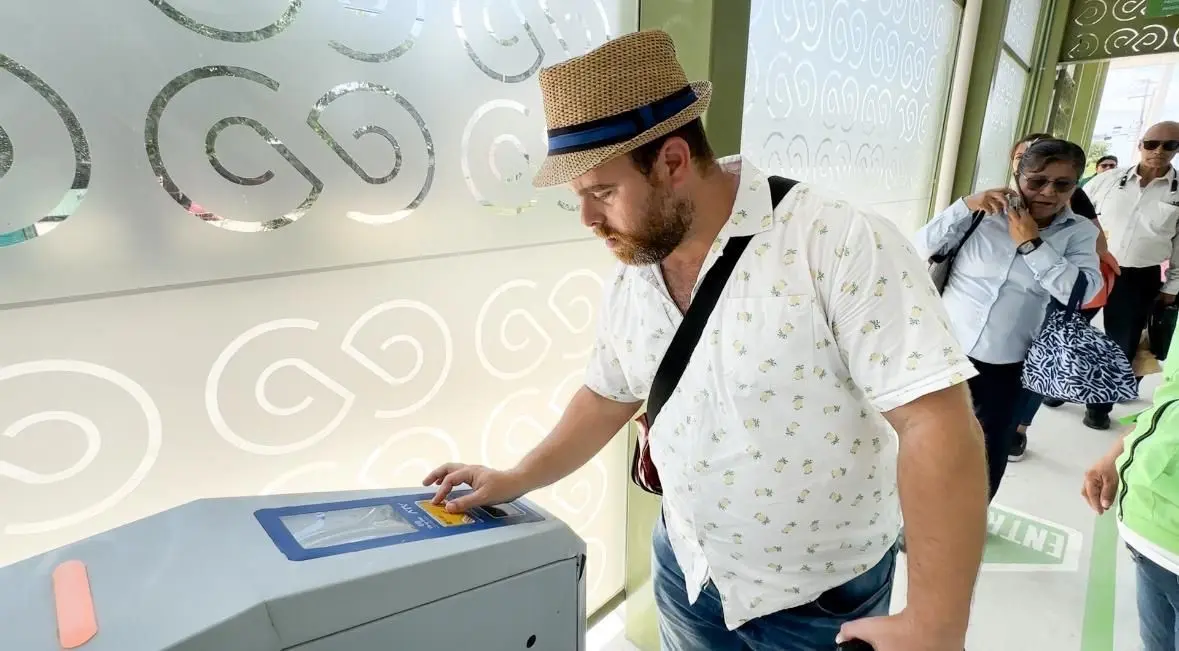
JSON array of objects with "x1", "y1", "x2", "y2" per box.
[{"x1": 0, "y1": 488, "x2": 587, "y2": 651}]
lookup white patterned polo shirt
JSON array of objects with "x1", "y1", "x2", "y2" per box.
[{"x1": 584, "y1": 156, "x2": 978, "y2": 629}]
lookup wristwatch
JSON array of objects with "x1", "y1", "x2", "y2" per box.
[{"x1": 1016, "y1": 237, "x2": 1043, "y2": 255}]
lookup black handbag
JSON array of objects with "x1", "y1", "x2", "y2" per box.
[
  {"x1": 631, "y1": 176, "x2": 798, "y2": 495},
  {"x1": 1149, "y1": 302, "x2": 1179, "y2": 361}
]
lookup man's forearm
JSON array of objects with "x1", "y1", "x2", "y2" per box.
[
  {"x1": 510, "y1": 386, "x2": 641, "y2": 492},
  {"x1": 888, "y1": 385, "x2": 988, "y2": 634}
]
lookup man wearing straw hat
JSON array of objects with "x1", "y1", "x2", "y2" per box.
[{"x1": 426, "y1": 30, "x2": 986, "y2": 650}]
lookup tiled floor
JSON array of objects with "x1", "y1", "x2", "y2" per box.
[{"x1": 590, "y1": 377, "x2": 1155, "y2": 651}]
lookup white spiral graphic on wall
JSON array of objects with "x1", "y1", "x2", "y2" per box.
[{"x1": 0, "y1": 360, "x2": 162, "y2": 535}]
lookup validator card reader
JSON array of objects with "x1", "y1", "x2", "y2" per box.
[{"x1": 0, "y1": 488, "x2": 587, "y2": 650}]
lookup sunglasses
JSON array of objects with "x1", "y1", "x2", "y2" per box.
[
  {"x1": 1142, "y1": 140, "x2": 1179, "y2": 152},
  {"x1": 1021, "y1": 176, "x2": 1076, "y2": 193}
]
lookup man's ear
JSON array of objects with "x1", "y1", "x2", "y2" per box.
[{"x1": 660, "y1": 137, "x2": 693, "y2": 188}]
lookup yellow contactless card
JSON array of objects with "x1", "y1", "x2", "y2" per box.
[{"x1": 416, "y1": 500, "x2": 476, "y2": 526}]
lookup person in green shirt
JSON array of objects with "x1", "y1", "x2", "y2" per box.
[
  {"x1": 1083, "y1": 319, "x2": 1179, "y2": 650},
  {"x1": 1079, "y1": 155, "x2": 1117, "y2": 187}
]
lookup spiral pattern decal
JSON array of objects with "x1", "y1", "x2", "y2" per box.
[
  {"x1": 308, "y1": 82, "x2": 436, "y2": 224},
  {"x1": 1062, "y1": 0, "x2": 1179, "y2": 62},
  {"x1": 476, "y1": 269, "x2": 603, "y2": 380},
  {"x1": 146, "y1": 66, "x2": 324, "y2": 232},
  {"x1": 0, "y1": 361, "x2": 162, "y2": 535},
  {"x1": 147, "y1": 0, "x2": 302, "y2": 42},
  {"x1": 330, "y1": 0, "x2": 426, "y2": 62},
  {"x1": 0, "y1": 55, "x2": 91, "y2": 247},
  {"x1": 741, "y1": 0, "x2": 961, "y2": 232}
]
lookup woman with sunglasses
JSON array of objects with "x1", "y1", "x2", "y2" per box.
[
  {"x1": 914, "y1": 138, "x2": 1101, "y2": 501},
  {"x1": 1007, "y1": 134, "x2": 1119, "y2": 461},
  {"x1": 1074, "y1": 121, "x2": 1179, "y2": 430}
]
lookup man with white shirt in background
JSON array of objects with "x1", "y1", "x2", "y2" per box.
[
  {"x1": 424, "y1": 30, "x2": 987, "y2": 651},
  {"x1": 1074, "y1": 121, "x2": 1179, "y2": 430}
]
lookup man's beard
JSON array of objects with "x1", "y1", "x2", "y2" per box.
[{"x1": 594, "y1": 181, "x2": 693, "y2": 266}]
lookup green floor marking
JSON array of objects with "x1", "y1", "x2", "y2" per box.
[
  {"x1": 1080, "y1": 512, "x2": 1119, "y2": 651},
  {"x1": 983, "y1": 504, "x2": 1083, "y2": 571}
]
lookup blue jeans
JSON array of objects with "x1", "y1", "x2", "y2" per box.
[
  {"x1": 653, "y1": 515, "x2": 897, "y2": 650},
  {"x1": 1133, "y1": 545, "x2": 1179, "y2": 651}
]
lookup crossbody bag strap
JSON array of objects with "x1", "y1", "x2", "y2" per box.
[
  {"x1": 930, "y1": 210, "x2": 985, "y2": 264},
  {"x1": 644, "y1": 175, "x2": 797, "y2": 427}
]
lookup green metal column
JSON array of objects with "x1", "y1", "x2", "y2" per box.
[
  {"x1": 1061, "y1": 62, "x2": 1109, "y2": 149},
  {"x1": 1023, "y1": 0, "x2": 1074, "y2": 134},
  {"x1": 623, "y1": 3, "x2": 751, "y2": 648}
]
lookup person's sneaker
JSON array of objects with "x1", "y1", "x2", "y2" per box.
[
  {"x1": 1042, "y1": 398, "x2": 1065, "y2": 408},
  {"x1": 1009, "y1": 431, "x2": 1027, "y2": 462},
  {"x1": 1084, "y1": 411, "x2": 1111, "y2": 430}
]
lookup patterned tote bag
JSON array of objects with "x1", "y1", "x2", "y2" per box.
[{"x1": 1023, "y1": 274, "x2": 1138, "y2": 404}]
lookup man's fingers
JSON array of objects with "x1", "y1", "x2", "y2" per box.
[
  {"x1": 432, "y1": 468, "x2": 474, "y2": 504},
  {"x1": 1100, "y1": 473, "x2": 1118, "y2": 510},
  {"x1": 835, "y1": 615, "x2": 884, "y2": 645},
  {"x1": 445, "y1": 486, "x2": 489, "y2": 513},
  {"x1": 1082, "y1": 477, "x2": 1100, "y2": 513},
  {"x1": 1082, "y1": 475, "x2": 1107, "y2": 514},
  {"x1": 422, "y1": 463, "x2": 459, "y2": 487}
]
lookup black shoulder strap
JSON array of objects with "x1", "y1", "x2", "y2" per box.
[
  {"x1": 645, "y1": 176, "x2": 799, "y2": 427},
  {"x1": 929, "y1": 210, "x2": 985, "y2": 264},
  {"x1": 768, "y1": 175, "x2": 798, "y2": 207}
]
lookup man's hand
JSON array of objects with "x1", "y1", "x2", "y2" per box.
[
  {"x1": 1160, "y1": 292, "x2": 1176, "y2": 306},
  {"x1": 1099, "y1": 249, "x2": 1120, "y2": 276},
  {"x1": 423, "y1": 463, "x2": 529, "y2": 513},
  {"x1": 964, "y1": 188, "x2": 1012, "y2": 214},
  {"x1": 839, "y1": 611, "x2": 963, "y2": 651},
  {"x1": 1007, "y1": 203, "x2": 1040, "y2": 247},
  {"x1": 421, "y1": 386, "x2": 640, "y2": 515},
  {"x1": 1081, "y1": 452, "x2": 1119, "y2": 515}
]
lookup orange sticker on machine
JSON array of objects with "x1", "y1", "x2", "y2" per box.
[{"x1": 415, "y1": 500, "x2": 476, "y2": 527}]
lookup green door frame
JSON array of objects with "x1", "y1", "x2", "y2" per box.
[
  {"x1": 948, "y1": 0, "x2": 1075, "y2": 199},
  {"x1": 949, "y1": 0, "x2": 1012, "y2": 200},
  {"x1": 950, "y1": 0, "x2": 1113, "y2": 199}
]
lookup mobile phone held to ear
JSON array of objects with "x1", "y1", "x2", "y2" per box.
[
  {"x1": 836, "y1": 641, "x2": 874, "y2": 651},
  {"x1": 1008, "y1": 191, "x2": 1026, "y2": 214}
]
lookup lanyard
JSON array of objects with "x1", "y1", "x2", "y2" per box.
[
  {"x1": 1118, "y1": 170, "x2": 1179, "y2": 192},
  {"x1": 1113, "y1": 169, "x2": 1179, "y2": 209}
]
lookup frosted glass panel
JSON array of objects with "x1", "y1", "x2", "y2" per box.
[
  {"x1": 740, "y1": 0, "x2": 962, "y2": 233},
  {"x1": 0, "y1": 0, "x2": 623, "y2": 306},
  {"x1": 1003, "y1": 0, "x2": 1044, "y2": 64},
  {"x1": 0, "y1": 0, "x2": 634, "y2": 613},
  {"x1": 974, "y1": 52, "x2": 1028, "y2": 192}
]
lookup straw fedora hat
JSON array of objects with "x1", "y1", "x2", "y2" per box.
[{"x1": 532, "y1": 29, "x2": 713, "y2": 188}]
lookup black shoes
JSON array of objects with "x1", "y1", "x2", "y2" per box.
[
  {"x1": 1042, "y1": 398, "x2": 1065, "y2": 408},
  {"x1": 1084, "y1": 410, "x2": 1112, "y2": 431},
  {"x1": 1008, "y1": 431, "x2": 1027, "y2": 462}
]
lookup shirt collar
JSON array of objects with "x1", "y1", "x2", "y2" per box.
[
  {"x1": 707, "y1": 156, "x2": 777, "y2": 252},
  {"x1": 1045, "y1": 205, "x2": 1081, "y2": 229},
  {"x1": 634, "y1": 156, "x2": 779, "y2": 291},
  {"x1": 1125, "y1": 164, "x2": 1177, "y2": 185}
]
